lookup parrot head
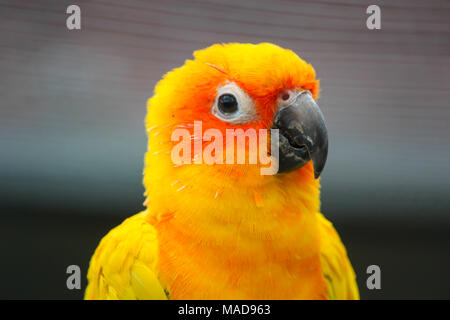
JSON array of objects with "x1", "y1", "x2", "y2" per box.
[{"x1": 144, "y1": 43, "x2": 328, "y2": 217}]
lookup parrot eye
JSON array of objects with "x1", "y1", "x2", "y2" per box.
[
  {"x1": 212, "y1": 82, "x2": 256, "y2": 124},
  {"x1": 218, "y1": 94, "x2": 238, "y2": 114}
]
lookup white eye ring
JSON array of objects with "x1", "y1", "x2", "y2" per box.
[{"x1": 211, "y1": 82, "x2": 256, "y2": 124}]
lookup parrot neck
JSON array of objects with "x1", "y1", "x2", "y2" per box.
[{"x1": 145, "y1": 163, "x2": 327, "y2": 299}]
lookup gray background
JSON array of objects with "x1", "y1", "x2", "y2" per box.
[{"x1": 0, "y1": 0, "x2": 449, "y2": 299}]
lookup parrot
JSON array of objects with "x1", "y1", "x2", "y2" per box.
[{"x1": 85, "y1": 43, "x2": 359, "y2": 300}]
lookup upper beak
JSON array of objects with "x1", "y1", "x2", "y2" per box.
[{"x1": 272, "y1": 90, "x2": 328, "y2": 178}]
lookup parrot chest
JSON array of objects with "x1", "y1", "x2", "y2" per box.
[{"x1": 155, "y1": 219, "x2": 328, "y2": 299}]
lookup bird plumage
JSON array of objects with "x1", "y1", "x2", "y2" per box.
[{"x1": 85, "y1": 43, "x2": 359, "y2": 300}]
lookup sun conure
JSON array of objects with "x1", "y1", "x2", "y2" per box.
[{"x1": 85, "y1": 43, "x2": 359, "y2": 300}]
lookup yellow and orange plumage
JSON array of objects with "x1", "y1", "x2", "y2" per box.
[{"x1": 85, "y1": 43, "x2": 359, "y2": 300}]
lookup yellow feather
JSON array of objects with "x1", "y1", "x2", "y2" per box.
[
  {"x1": 317, "y1": 213, "x2": 360, "y2": 300},
  {"x1": 85, "y1": 212, "x2": 167, "y2": 300},
  {"x1": 85, "y1": 43, "x2": 359, "y2": 300}
]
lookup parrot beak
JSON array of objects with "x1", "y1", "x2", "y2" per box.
[{"x1": 272, "y1": 90, "x2": 328, "y2": 178}]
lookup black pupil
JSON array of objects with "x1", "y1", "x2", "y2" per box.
[{"x1": 218, "y1": 94, "x2": 238, "y2": 113}]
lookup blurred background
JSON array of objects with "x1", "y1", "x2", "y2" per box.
[{"x1": 0, "y1": 0, "x2": 449, "y2": 299}]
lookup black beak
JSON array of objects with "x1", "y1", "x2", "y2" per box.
[{"x1": 272, "y1": 91, "x2": 328, "y2": 178}]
